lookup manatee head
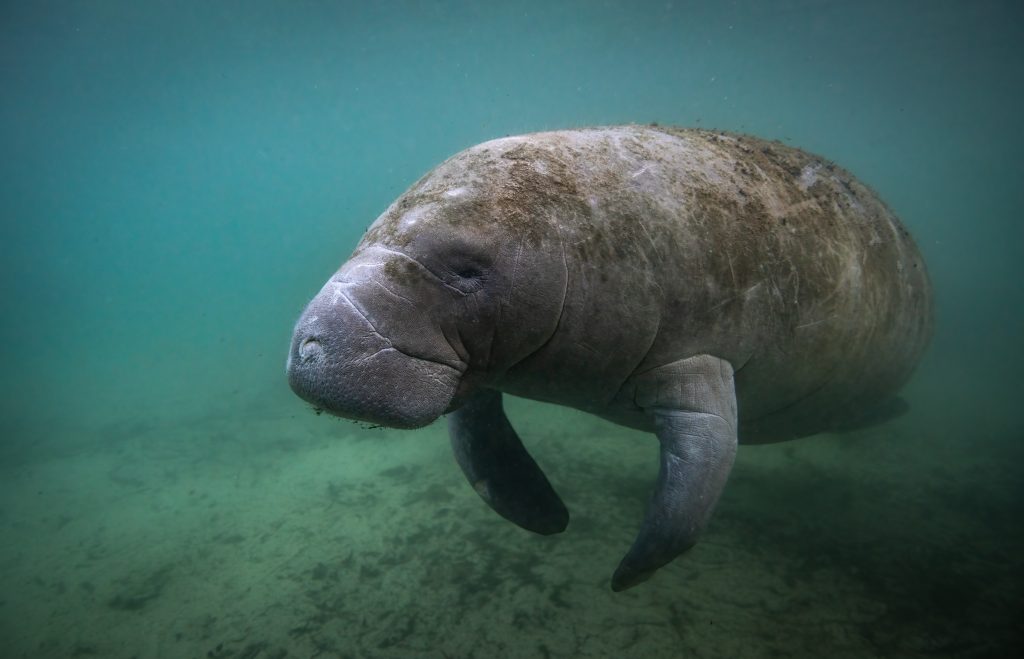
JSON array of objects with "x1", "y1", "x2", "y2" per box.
[{"x1": 287, "y1": 139, "x2": 573, "y2": 428}]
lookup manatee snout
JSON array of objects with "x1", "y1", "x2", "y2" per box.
[
  {"x1": 287, "y1": 270, "x2": 464, "y2": 429},
  {"x1": 286, "y1": 286, "x2": 377, "y2": 412}
]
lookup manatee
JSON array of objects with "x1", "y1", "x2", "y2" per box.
[{"x1": 286, "y1": 126, "x2": 933, "y2": 590}]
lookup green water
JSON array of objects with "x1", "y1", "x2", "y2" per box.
[{"x1": 1, "y1": 1, "x2": 1021, "y2": 657}]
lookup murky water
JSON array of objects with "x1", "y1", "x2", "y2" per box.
[{"x1": 1, "y1": 1, "x2": 1021, "y2": 657}]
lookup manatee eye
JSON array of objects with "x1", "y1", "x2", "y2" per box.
[
  {"x1": 444, "y1": 249, "x2": 489, "y2": 291},
  {"x1": 448, "y1": 262, "x2": 488, "y2": 294}
]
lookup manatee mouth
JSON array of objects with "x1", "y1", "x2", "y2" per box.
[
  {"x1": 289, "y1": 346, "x2": 461, "y2": 428},
  {"x1": 287, "y1": 291, "x2": 463, "y2": 429}
]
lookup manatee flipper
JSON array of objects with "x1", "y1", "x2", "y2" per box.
[
  {"x1": 448, "y1": 389, "x2": 569, "y2": 535},
  {"x1": 612, "y1": 354, "x2": 738, "y2": 591}
]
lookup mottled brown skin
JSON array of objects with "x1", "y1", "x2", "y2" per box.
[{"x1": 287, "y1": 126, "x2": 933, "y2": 590}]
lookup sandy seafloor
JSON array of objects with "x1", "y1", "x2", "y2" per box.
[{"x1": 1, "y1": 355, "x2": 1020, "y2": 659}]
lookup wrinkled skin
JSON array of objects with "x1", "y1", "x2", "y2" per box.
[{"x1": 287, "y1": 126, "x2": 933, "y2": 590}]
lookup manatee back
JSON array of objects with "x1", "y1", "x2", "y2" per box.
[
  {"x1": 491, "y1": 126, "x2": 933, "y2": 440},
  {"x1": 644, "y1": 128, "x2": 933, "y2": 441},
  {"x1": 459, "y1": 126, "x2": 932, "y2": 442}
]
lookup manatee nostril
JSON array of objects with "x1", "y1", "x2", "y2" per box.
[{"x1": 299, "y1": 337, "x2": 322, "y2": 361}]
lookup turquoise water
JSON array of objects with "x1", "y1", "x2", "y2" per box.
[{"x1": 1, "y1": 1, "x2": 1021, "y2": 657}]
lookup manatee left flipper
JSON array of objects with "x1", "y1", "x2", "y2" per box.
[
  {"x1": 448, "y1": 389, "x2": 569, "y2": 535},
  {"x1": 612, "y1": 354, "x2": 738, "y2": 591}
]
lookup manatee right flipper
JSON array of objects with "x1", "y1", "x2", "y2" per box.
[
  {"x1": 612, "y1": 354, "x2": 738, "y2": 591},
  {"x1": 448, "y1": 389, "x2": 569, "y2": 535}
]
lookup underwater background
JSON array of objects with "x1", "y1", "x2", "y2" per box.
[{"x1": 1, "y1": 1, "x2": 1021, "y2": 657}]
